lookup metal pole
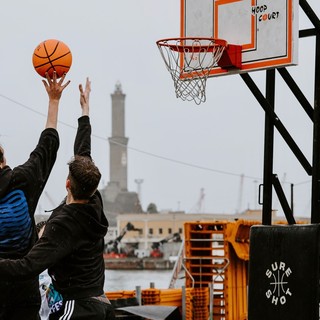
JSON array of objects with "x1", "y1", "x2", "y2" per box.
[
  {"x1": 182, "y1": 286, "x2": 186, "y2": 320},
  {"x1": 290, "y1": 183, "x2": 294, "y2": 214},
  {"x1": 209, "y1": 283, "x2": 214, "y2": 320},
  {"x1": 311, "y1": 34, "x2": 320, "y2": 223},
  {"x1": 262, "y1": 69, "x2": 276, "y2": 225},
  {"x1": 135, "y1": 286, "x2": 142, "y2": 305}
]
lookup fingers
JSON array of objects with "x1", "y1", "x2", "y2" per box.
[
  {"x1": 61, "y1": 80, "x2": 71, "y2": 90},
  {"x1": 52, "y1": 71, "x2": 57, "y2": 83},
  {"x1": 85, "y1": 77, "x2": 91, "y2": 92},
  {"x1": 58, "y1": 72, "x2": 67, "y2": 84},
  {"x1": 44, "y1": 71, "x2": 69, "y2": 84},
  {"x1": 45, "y1": 72, "x2": 50, "y2": 81},
  {"x1": 43, "y1": 72, "x2": 52, "y2": 86},
  {"x1": 57, "y1": 72, "x2": 71, "y2": 89},
  {"x1": 44, "y1": 72, "x2": 70, "y2": 89},
  {"x1": 79, "y1": 83, "x2": 87, "y2": 104},
  {"x1": 79, "y1": 78, "x2": 91, "y2": 95},
  {"x1": 42, "y1": 79, "x2": 49, "y2": 89}
]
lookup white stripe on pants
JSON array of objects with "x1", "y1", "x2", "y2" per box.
[{"x1": 59, "y1": 300, "x2": 75, "y2": 320}]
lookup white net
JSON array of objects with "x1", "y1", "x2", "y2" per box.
[{"x1": 157, "y1": 38, "x2": 227, "y2": 105}]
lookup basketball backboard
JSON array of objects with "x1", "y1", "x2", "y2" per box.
[{"x1": 181, "y1": 0, "x2": 299, "y2": 77}]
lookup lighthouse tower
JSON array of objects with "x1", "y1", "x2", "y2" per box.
[
  {"x1": 108, "y1": 82, "x2": 128, "y2": 193},
  {"x1": 100, "y1": 82, "x2": 142, "y2": 225}
]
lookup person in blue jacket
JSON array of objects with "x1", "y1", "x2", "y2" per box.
[
  {"x1": 0, "y1": 78, "x2": 115, "y2": 320},
  {"x1": 0, "y1": 72, "x2": 70, "y2": 320}
]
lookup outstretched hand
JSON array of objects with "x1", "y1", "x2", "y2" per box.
[
  {"x1": 79, "y1": 77, "x2": 91, "y2": 116},
  {"x1": 43, "y1": 72, "x2": 70, "y2": 129},
  {"x1": 42, "y1": 72, "x2": 70, "y2": 101}
]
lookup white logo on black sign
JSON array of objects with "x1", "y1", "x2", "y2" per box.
[{"x1": 265, "y1": 261, "x2": 292, "y2": 305}]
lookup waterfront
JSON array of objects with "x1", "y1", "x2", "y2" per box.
[{"x1": 104, "y1": 269, "x2": 175, "y2": 291}]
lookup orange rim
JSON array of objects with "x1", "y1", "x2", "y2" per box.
[{"x1": 156, "y1": 37, "x2": 228, "y2": 53}]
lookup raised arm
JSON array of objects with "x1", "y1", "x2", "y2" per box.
[
  {"x1": 42, "y1": 72, "x2": 70, "y2": 129},
  {"x1": 73, "y1": 77, "x2": 92, "y2": 157},
  {"x1": 79, "y1": 77, "x2": 91, "y2": 117}
]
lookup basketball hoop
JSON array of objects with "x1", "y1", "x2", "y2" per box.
[{"x1": 156, "y1": 37, "x2": 227, "y2": 105}]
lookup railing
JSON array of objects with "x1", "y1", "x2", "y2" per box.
[{"x1": 168, "y1": 240, "x2": 185, "y2": 288}]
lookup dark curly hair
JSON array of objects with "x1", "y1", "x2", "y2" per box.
[{"x1": 68, "y1": 155, "x2": 101, "y2": 200}]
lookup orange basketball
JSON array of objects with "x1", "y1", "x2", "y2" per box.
[{"x1": 32, "y1": 39, "x2": 72, "y2": 78}]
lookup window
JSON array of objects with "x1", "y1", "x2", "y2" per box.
[
  {"x1": 159, "y1": 228, "x2": 163, "y2": 235},
  {"x1": 149, "y1": 228, "x2": 153, "y2": 235},
  {"x1": 179, "y1": 228, "x2": 183, "y2": 234},
  {"x1": 168, "y1": 228, "x2": 172, "y2": 234}
]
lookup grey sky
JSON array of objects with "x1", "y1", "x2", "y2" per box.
[{"x1": 0, "y1": 0, "x2": 318, "y2": 217}]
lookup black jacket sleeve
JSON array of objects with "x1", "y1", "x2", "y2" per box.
[
  {"x1": 73, "y1": 116, "x2": 91, "y2": 158},
  {"x1": 12, "y1": 128, "x2": 59, "y2": 216},
  {"x1": 0, "y1": 216, "x2": 74, "y2": 281}
]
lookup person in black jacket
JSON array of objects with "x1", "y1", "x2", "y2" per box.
[
  {"x1": 0, "y1": 72, "x2": 70, "y2": 320},
  {"x1": 0, "y1": 78, "x2": 115, "y2": 320}
]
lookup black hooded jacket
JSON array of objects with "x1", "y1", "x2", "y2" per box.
[
  {"x1": 0, "y1": 128, "x2": 59, "y2": 258},
  {"x1": 0, "y1": 116, "x2": 109, "y2": 300}
]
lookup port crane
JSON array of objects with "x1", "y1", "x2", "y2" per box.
[
  {"x1": 150, "y1": 232, "x2": 182, "y2": 258},
  {"x1": 104, "y1": 222, "x2": 141, "y2": 257}
]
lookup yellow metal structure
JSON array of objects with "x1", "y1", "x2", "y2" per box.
[
  {"x1": 183, "y1": 220, "x2": 259, "y2": 320},
  {"x1": 105, "y1": 219, "x2": 262, "y2": 319}
]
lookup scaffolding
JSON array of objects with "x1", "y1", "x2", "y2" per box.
[{"x1": 182, "y1": 220, "x2": 259, "y2": 320}]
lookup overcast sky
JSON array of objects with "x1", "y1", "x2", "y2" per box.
[{"x1": 0, "y1": 0, "x2": 319, "y2": 219}]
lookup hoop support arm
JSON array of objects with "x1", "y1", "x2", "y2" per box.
[{"x1": 218, "y1": 44, "x2": 242, "y2": 69}]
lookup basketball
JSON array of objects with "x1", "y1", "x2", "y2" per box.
[{"x1": 32, "y1": 39, "x2": 72, "y2": 78}]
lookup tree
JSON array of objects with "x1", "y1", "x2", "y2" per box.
[{"x1": 147, "y1": 203, "x2": 158, "y2": 213}]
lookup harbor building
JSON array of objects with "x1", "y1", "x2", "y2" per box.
[{"x1": 104, "y1": 209, "x2": 310, "y2": 256}]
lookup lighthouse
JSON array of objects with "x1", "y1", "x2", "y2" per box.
[
  {"x1": 108, "y1": 82, "x2": 128, "y2": 193},
  {"x1": 100, "y1": 82, "x2": 142, "y2": 226}
]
